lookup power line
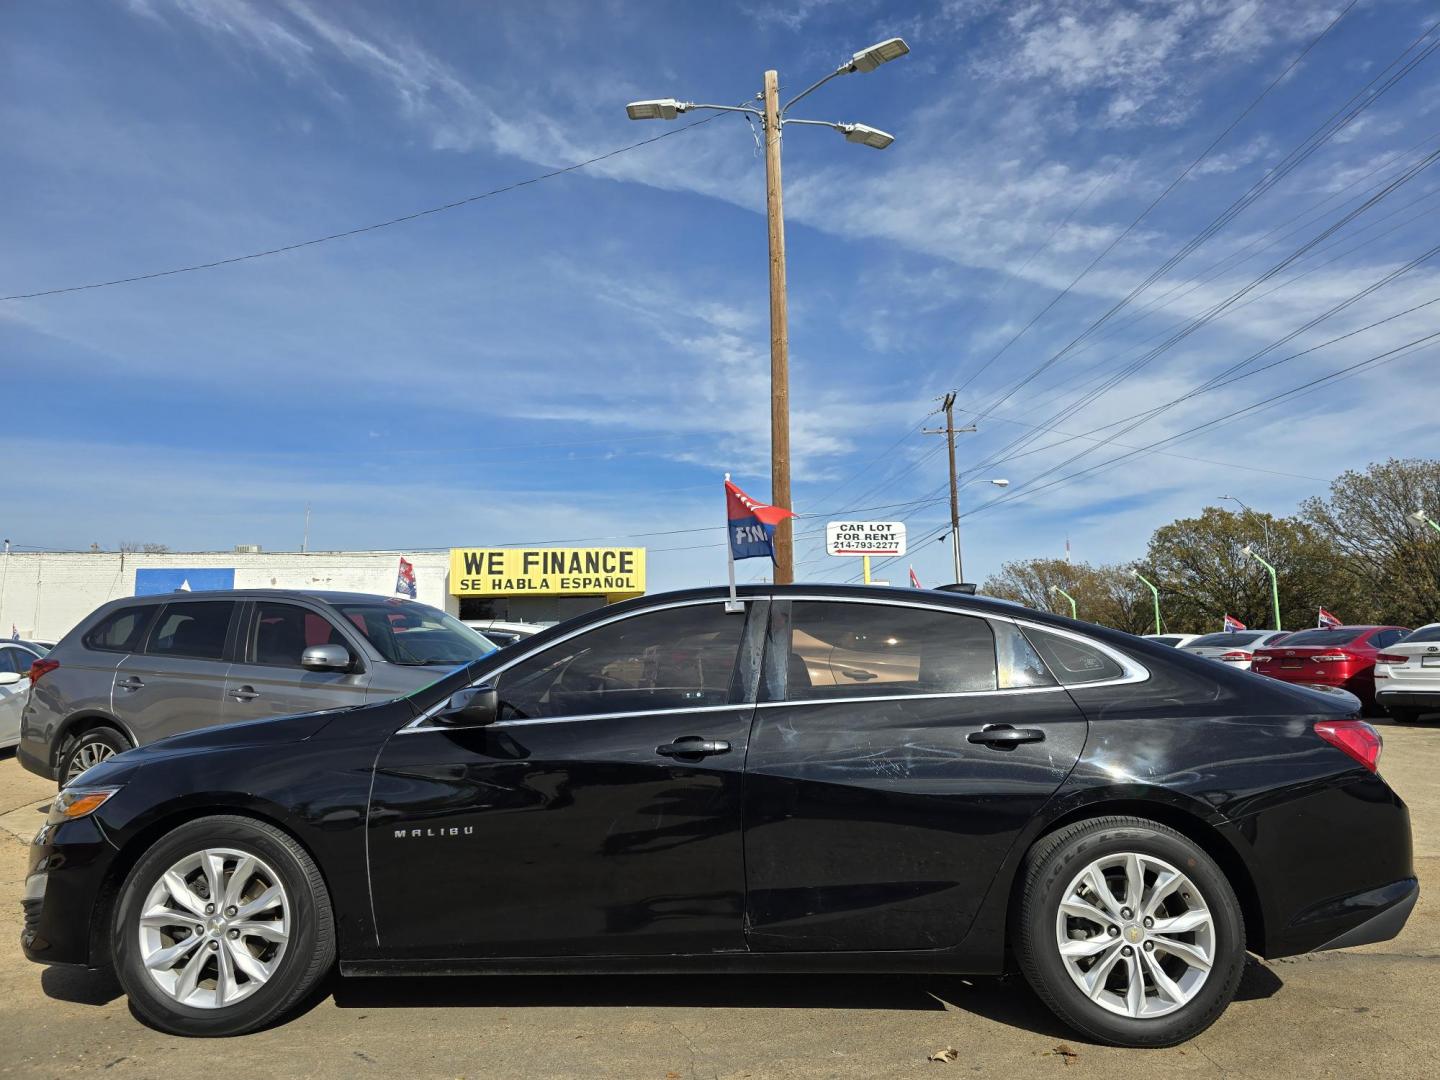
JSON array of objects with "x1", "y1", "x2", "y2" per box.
[{"x1": 0, "y1": 113, "x2": 727, "y2": 302}]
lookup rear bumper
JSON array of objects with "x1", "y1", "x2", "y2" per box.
[
  {"x1": 16, "y1": 740, "x2": 55, "y2": 781},
  {"x1": 1374, "y1": 689, "x2": 1440, "y2": 709},
  {"x1": 1312, "y1": 878, "x2": 1419, "y2": 952}
]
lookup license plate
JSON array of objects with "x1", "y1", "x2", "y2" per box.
[
  {"x1": 1282, "y1": 658, "x2": 1303, "y2": 668},
  {"x1": 1423, "y1": 655, "x2": 1440, "y2": 668}
]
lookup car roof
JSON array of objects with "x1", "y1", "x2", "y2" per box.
[{"x1": 115, "y1": 590, "x2": 431, "y2": 605}]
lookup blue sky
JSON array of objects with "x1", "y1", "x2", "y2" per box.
[{"x1": 4, "y1": 0, "x2": 1440, "y2": 591}]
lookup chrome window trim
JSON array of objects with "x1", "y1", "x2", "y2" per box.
[
  {"x1": 398, "y1": 592, "x2": 1149, "y2": 732},
  {"x1": 400, "y1": 597, "x2": 755, "y2": 732}
]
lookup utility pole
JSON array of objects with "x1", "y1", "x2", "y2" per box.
[
  {"x1": 302, "y1": 503, "x2": 311, "y2": 554},
  {"x1": 624, "y1": 38, "x2": 908, "y2": 586},
  {"x1": 924, "y1": 393, "x2": 976, "y2": 583},
  {"x1": 762, "y1": 69, "x2": 793, "y2": 584}
]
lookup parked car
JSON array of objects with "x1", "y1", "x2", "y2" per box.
[
  {"x1": 1251, "y1": 625, "x2": 1410, "y2": 711},
  {"x1": 17, "y1": 591, "x2": 496, "y2": 785},
  {"x1": 1142, "y1": 633, "x2": 1201, "y2": 648},
  {"x1": 22, "y1": 584, "x2": 1414, "y2": 1047},
  {"x1": 1180, "y1": 629, "x2": 1289, "y2": 671},
  {"x1": 460, "y1": 619, "x2": 544, "y2": 648},
  {"x1": 1, "y1": 640, "x2": 49, "y2": 751},
  {"x1": 1373, "y1": 622, "x2": 1440, "y2": 721}
]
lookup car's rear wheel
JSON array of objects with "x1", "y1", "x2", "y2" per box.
[
  {"x1": 60, "y1": 726, "x2": 130, "y2": 787},
  {"x1": 113, "y1": 816, "x2": 334, "y2": 1036},
  {"x1": 1016, "y1": 816, "x2": 1246, "y2": 1048}
]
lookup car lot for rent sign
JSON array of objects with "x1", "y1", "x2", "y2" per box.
[{"x1": 825, "y1": 522, "x2": 907, "y2": 557}]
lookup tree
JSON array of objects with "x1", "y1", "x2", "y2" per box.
[
  {"x1": 1142, "y1": 507, "x2": 1358, "y2": 633},
  {"x1": 1299, "y1": 458, "x2": 1440, "y2": 627},
  {"x1": 980, "y1": 558, "x2": 1155, "y2": 633}
]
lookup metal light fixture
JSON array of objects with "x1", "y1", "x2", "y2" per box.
[
  {"x1": 625, "y1": 99, "x2": 686, "y2": 121},
  {"x1": 1240, "y1": 544, "x2": 1254, "y2": 557},
  {"x1": 1409, "y1": 509, "x2": 1429, "y2": 525},
  {"x1": 849, "y1": 37, "x2": 910, "y2": 73},
  {"x1": 990, "y1": 478, "x2": 1010, "y2": 488},
  {"x1": 840, "y1": 123, "x2": 895, "y2": 149}
]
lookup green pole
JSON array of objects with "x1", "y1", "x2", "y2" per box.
[
  {"x1": 1412, "y1": 509, "x2": 1440, "y2": 536},
  {"x1": 1051, "y1": 586, "x2": 1077, "y2": 620},
  {"x1": 1245, "y1": 547, "x2": 1282, "y2": 631},
  {"x1": 1133, "y1": 570, "x2": 1162, "y2": 635}
]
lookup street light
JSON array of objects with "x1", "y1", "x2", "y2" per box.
[
  {"x1": 626, "y1": 36, "x2": 908, "y2": 584},
  {"x1": 1241, "y1": 544, "x2": 1282, "y2": 631},
  {"x1": 937, "y1": 478, "x2": 1009, "y2": 583},
  {"x1": 1219, "y1": 494, "x2": 1271, "y2": 552},
  {"x1": 1131, "y1": 569, "x2": 1163, "y2": 636},
  {"x1": 1050, "y1": 584, "x2": 1078, "y2": 620},
  {"x1": 1409, "y1": 508, "x2": 1440, "y2": 535}
]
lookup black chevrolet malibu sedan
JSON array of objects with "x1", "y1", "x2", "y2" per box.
[{"x1": 22, "y1": 585, "x2": 1416, "y2": 1046}]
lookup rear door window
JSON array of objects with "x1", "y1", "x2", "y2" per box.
[
  {"x1": 84, "y1": 605, "x2": 157, "y2": 654},
  {"x1": 145, "y1": 601, "x2": 237, "y2": 661},
  {"x1": 783, "y1": 601, "x2": 1000, "y2": 700}
]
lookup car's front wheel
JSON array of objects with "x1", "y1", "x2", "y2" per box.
[
  {"x1": 113, "y1": 815, "x2": 334, "y2": 1036},
  {"x1": 1016, "y1": 816, "x2": 1246, "y2": 1048}
]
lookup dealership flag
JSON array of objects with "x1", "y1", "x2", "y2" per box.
[
  {"x1": 909, "y1": 566, "x2": 923, "y2": 589},
  {"x1": 723, "y1": 475, "x2": 796, "y2": 610},
  {"x1": 1223, "y1": 614, "x2": 1247, "y2": 632},
  {"x1": 395, "y1": 557, "x2": 417, "y2": 599},
  {"x1": 1317, "y1": 606, "x2": 1342, "y2": 629}
]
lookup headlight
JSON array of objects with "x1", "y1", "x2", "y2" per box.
[{"x1": 46, "y1": 788, "x2": 119, "y2": 826}]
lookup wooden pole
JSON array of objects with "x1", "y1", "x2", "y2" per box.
[
  {"x1": 943, "y1": 392, "x2": 962, "y2": 583},
  {"x1": 763, "y1": 69, "x2": 793, "y2": 584}
]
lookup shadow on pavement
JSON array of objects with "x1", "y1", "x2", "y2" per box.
[{"x1": 41, "y1": 965, "x2": 123, "y2": 1006}]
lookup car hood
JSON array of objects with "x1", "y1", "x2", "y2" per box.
[{"x1": 133, "y1": 705, "x2": 367, "y2": 759}]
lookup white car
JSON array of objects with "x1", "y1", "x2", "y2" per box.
[
  {"x1": 1, "y1": 640, "x2": 48, "y2": 751},
  {"x1": 1143, "y1": 633, "x2": 1202, "y2": 648},
  {"x1": 1374, "y1": 622, "x2": 1440, "y2": 721},
  {"x1": 1181, "y1": 630, "x2": 1290, "y2": 671},
  {"x1": 460, "y1": 619, "x2": 545, "y2": 649}
]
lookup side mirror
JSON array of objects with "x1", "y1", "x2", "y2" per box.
[
  {"x1": 300, "y1": 644, "x2": 353, "y2": 672},
  {"x1": 435, "y1": 685, "x2": 498, "y2": 726},
  {"x1": 0, "y1": 671, "x2": 23, "y2": 687}
]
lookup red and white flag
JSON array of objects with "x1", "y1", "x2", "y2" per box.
[
  {"x1": 908, "y1": 566, "x2": 923, "y2": 589},
  {"x1": 1317, "y1": 607, "x2": 1342, "y2": 629},
  {"x1": 1223, "y1": 614, "x2": 1246, "y2": 632}
]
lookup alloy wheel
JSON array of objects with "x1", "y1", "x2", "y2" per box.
[
  {"x1": 65, "y1": 741, "x2": 116, "y2": 784},
  {"x1": 136, "y1": 847, "x2": 291, "y2": 1009},
  {"x1": 1054, "y1": 851, "x2": 1215, "y2": 1019}
]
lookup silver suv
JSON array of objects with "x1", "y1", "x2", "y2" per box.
[{"x1": 17, "y1": 591, "x2": 495, "y2": 786}]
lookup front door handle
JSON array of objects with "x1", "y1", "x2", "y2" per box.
[
  {"x1": 967, "y1": 725, "x2": 1045, "y2": 749},
  {"x1": 229, "y1": 686, "x2": 260, "y2": 701},
  {"x1": 656, "y1": 736, "x2": 731, "y2": 759},
  {"x1": 117, "y1": 677, "x2": 145, "y2": 691}
]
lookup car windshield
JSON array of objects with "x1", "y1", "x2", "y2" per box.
[
  {"x1": 331, "y1": 601, "x2": 496, "y2": 665},
  {"x1": 1189, "y1": 632, "x2": 1264, "y2": 648},
  {"x1": 1274, "y1": 628, "x2": 1361, "y2": 646}
]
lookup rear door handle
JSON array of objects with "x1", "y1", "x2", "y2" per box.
[
  {"x1": 656, "y1": 736, "x2": 731, "y2": 758},
  {"x1": 117, "y1": 677, "x2": 144, "y2": 691},
  {"x1": 230, "y1": 686, "x2": 260, "y2": 701},
  {"x1": 967, "y1": 725, "x2": 1045, "y2": 749}
]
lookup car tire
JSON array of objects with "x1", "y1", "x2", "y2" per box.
[
  {"x1": 59, "y1": 726, "x2": 131, "y2": 787},
  {"x1": 113, "y1": 815, "x2": 334, "y2": 1037},
  {"x1": 1016, "y1": 816, "x2": 1246, "y2": 1048}
]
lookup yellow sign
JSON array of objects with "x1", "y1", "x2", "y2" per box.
[{"x1": 450, "y1": 547, "x2": 646, "y2": 597}]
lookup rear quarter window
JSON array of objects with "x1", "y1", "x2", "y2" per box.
[
  {"x1": 83, "y1": 605, "x2": 157, "y2": 654},
  {"x1": 1022, "y1": 627, "x2": 1127, "y2": 685}
]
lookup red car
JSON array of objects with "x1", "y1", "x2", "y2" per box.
[{"x1": 1251, "y1": 625, "x2": 1410, "y2": 712}]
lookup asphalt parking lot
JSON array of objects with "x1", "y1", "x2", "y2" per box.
[{"x1": 0, "y1": 722, "x2": 1435, "y2": 1080}]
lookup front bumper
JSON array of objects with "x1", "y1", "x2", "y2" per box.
[{"x1": 20, "y1": 816, "x2": 118, "y2": 968}]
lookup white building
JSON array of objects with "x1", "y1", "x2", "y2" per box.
[{"x1": 0, "y1": 549, "x2": 453, "y2": 642}]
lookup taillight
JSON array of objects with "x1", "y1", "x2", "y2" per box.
[
  {"x1": 1315, "y1": 720, "x2": 1382, "y2": 772},
  {"x1": 1376, "y1": 653, "x2": 1409, "y2": 665},
  {"x1": 1220, "y1": 650, "x2": 1253, "y2": 661},
  {"x1": 1311, "y1": 653, "x2": 1351, "y2": 663},
  {"x1": 28, "y1": 659, "x2": 59, "y2": 685}
]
